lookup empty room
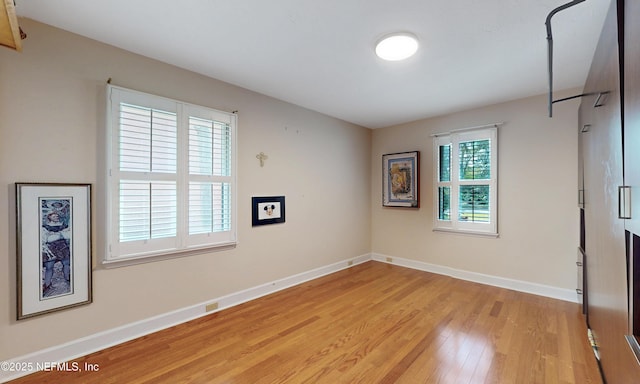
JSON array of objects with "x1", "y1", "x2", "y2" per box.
[{"x1": 1, "y1": 0, "x2": 639, "y2": 383}]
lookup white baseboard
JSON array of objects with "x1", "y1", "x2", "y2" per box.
[
  {"x1": 2, "y1": 252, "x2": 575, "y2": 383},
  {"x1": 0, "y1": 254, "x2": 371, "y2": 383},
  {"x1": 371, "y1": 253, "x2": 578, "y2": 303}
]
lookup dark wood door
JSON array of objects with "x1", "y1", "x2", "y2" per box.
[
  {"x1": 624, "y1": 0, "x2": 640, "y2": 233},
  {"x1": 582, "y1": 0, "x2": 640, "y2": 381},
  {"x1": 624, "y1": 0, "x2": 640, "y2": 366}
]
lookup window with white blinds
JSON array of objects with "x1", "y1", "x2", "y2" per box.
[
  {"x1": 106, "y1": 86, "x2": 237, "y2": 263},
  {"x1": 433, "y1": 127, "x2": 498, "y2": 236}
]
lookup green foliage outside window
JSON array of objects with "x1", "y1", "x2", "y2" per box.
[{"x1": 459, "y1": 140, "x2": 490, "y2": 180}]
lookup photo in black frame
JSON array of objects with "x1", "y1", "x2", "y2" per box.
[{"x1": 252, "y1": 196, "x2": 285, "y2": 226}]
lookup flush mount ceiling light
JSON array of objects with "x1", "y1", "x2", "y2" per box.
[{"x1": 375, "y1": 33, "x2": 419, "y2": 61}]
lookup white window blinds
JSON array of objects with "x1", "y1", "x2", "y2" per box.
[
  {"x1": 106, "y1": 86, "x2": 237, "y2": 264},
  {"x1": 119, "y1": 103, "x2": 177, "y2": 173},
  {"x1": 433, "y1": 127, "x2": 498, "y2": 236},
  {"x1": 187, "y1": 115, "x2": 232, "y2": 236}
]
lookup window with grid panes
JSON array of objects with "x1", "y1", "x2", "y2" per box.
[
  {"x1": 433, "y1": 127, "x2": 497, "y2": 236},
  {"x1": 105, "y1": 86, "x2": 237, "y2": 263}
]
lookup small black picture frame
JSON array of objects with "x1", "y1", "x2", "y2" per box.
[{"x1": 252, "y1": 196, "x2": 285, "y2": 226}]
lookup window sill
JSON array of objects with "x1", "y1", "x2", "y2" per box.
[
  {"x1": 432, "y1": 228, "x2": 499, "y2": 238},
  {"x1": 101, "y1": 242, "x2": 237, "y2": 269}
]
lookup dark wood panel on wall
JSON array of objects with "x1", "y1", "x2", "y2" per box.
[
  {"x1": 624, "y1": 0, "x2": 640, "y2": 235},
  {"x1": 581, "y1": 0, "x2": 640, "y2": 382},
  {"x1": 624, "y1": 0, "x2": 640, "y2": 368}
]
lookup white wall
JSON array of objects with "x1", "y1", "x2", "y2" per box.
[
  {"x1": 371, "y1": 91, "x2": 581, "y2": 290},
  {"x1": 0, "y1": 17, "x2": 582, "y2": 365},
  {"x1": 0, "y1": 19, "x2": 371, "y2": 360}
]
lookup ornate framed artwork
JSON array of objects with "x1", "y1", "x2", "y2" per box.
[
  {"x1": 252, "y1": 196, "x2": 285, "y2": 226},
  {"x1": 16, "y1": 183, "x2": 93, "y2": 319},
  {"x1": 382, "y1": 151, "x2": 420, "y2": 208}
]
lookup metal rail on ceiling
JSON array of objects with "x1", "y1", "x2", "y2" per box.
[{"x1": 545, "y1": 0, "x2": 587, "y2": 117}]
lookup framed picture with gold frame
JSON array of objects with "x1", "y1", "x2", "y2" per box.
[{"x1": 382, "y1": 151, "x2": 420, "y2": 208}]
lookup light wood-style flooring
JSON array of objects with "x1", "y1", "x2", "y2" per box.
[{"x1": 10, "y1": 261, "x2": 602, "y2": 383}]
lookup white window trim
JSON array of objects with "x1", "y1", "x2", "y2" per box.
[
  {"x1": 104, "y1": 85, "x2": 237, "y2": 266},
  {"x1": 433, "y1": 126, "x2": 498, "y2": 237}
]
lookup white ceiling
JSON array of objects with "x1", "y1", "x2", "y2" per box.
[{"x1": 16, "y1": 0, "x2": 610, "y2": 129}]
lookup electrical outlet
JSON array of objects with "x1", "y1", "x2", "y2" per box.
[
  {"x1": 386, "y1": 257, "x2": 393, "y2": 263},
  {"x1": 205, "y1": 302, "x2": 219, "y2": 312}
]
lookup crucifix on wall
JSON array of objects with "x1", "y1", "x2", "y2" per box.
[{"x1": 256, "y1": 152, "x2": 268, "y2": 167}]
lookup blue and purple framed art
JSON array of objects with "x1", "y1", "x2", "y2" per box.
[{"x1": 16, "y1": 183, "x2": 92, "y2": 319}]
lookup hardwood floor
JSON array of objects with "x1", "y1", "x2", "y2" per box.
[{"x1": 10, "y1": 262, "x2": 602, "y2": 383}]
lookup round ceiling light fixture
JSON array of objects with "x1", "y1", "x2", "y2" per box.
[{"x1": 375, "y1": 32, "x2": 419, "y2": 61}]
